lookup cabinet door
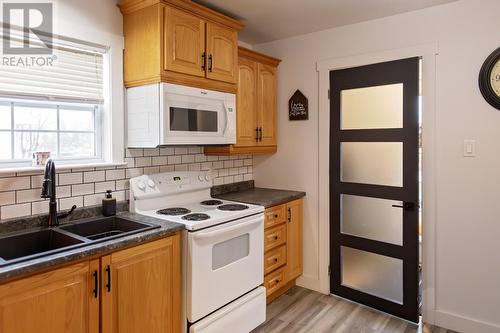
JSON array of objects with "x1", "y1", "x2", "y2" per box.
[
  {"x1": 257, "y1": 63, "x2": 277, "y2": 146},
  {"x1": 206, "y1": 22, "x2": 238, "y2": 83},
  {"x1": 164, "y1": 6, "x2": 205, "y2": 77},
  {"x1": 101, "y1": 234, "x2": 181, "y2": 333},
  {"x1": 0, "y1": 260, "x2": 99, "y2": 333},
  {"x1": 285, "y1": 199, "x2": 303, "y2": 282},
  {"x1": 236, "y1": 57, "x2": 258, "y2": 146}
]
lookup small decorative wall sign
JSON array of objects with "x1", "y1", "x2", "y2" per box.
[{"x1": 289, "y1": 90, "x2": 308, "y2": 120}]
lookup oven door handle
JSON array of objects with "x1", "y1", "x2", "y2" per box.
[{"x1": 192, "y1": 217, "x2": 262, "y2": 241}]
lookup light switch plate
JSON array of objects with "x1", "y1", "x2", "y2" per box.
[{"x1": 463, "y1": 140, "x2": 476, "y2": 157}]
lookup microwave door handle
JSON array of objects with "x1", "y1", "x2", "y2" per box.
[
  {"x1": 192, "y1": 217, "x2": 262, "y2": 240},
  {"x1": 222, "y1": 102, "x2": 230, "y2": 135}
]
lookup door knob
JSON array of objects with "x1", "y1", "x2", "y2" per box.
[{"x1": 392, "y1": 202, "x2": 415, "y2": 210}]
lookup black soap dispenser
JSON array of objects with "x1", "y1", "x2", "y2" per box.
[{"x1": 102, "y1": 190, "x2": 116, "y2": 216}]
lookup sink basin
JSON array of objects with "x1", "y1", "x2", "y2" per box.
[
  {"x1": 0, "y1": 229, "x2": 86, "y2": 267},
  {"x1": 59, "y1": 216, "x2": 160, "y2": 242}
]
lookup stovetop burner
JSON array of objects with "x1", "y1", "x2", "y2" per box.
[
  {"x1": 218, "y1": 204, "x2": 249, "y2": 211},
  {"x1": 200, "y1": 199, "x2": 223, "y2": 206},
  {"x1": 182, "y1": 213, "x2": 211, "y2": 221},
  {"x1": 157, "y1": 207, "x2": 191, "y2": 216}
]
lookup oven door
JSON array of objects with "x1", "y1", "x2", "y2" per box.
[
  {"x1": 187, "y1": 213, "x2": 264, "y2": 323},
  {"x1": 162, "y1": 90, "x2": 234, "y2": 145}
]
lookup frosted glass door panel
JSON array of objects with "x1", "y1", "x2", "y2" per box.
[
  {"x1": 341, "y1": 246, "x2": 403, "y2": 304},
  {"x1": 341, "y1": 83, "x2": 403, "y2": 129},
  {"x1": 341, "y1": 142, "x2": 403, "y2": 186},
  {"x1": 341, "y1": 194, "x2": 403, "y2": 245}
]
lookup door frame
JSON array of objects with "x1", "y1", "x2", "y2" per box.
[{"x1": 316, "y1": 43, "x2": 439, "y2": 324}]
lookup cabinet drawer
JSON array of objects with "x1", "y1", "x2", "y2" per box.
[
  {"x1": 265, "y1": 205, "x2": 286, "y2": 229},
  {"x1": 264, "y1": 266, "x2": 286, "y2": 296},
  {"x1": 264, "y1": 224, "x2": 286, "y2": 252},
  {"x1": 264, "y1": 245, "x2": 286, "y2": 275}
]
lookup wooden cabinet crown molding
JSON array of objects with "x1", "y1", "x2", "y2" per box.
[
  {"x1": 118, "y1": 0, "x2": 245, "y2": 31},
  {"x1": 238, "y1": 47, "x2": 281, "y2": 67}
]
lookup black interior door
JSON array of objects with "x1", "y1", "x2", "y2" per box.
[{"x1": 329, "y1": 57, "x2": 419, "y2": 322}]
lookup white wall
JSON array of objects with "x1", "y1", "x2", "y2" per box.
[{"x1": 252, "y1": 0, "x2": 500, "y2": 332}]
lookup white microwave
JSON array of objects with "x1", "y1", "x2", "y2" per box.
[{"x1": 126, "y1": 83, "x2": 236, "y2": 147}]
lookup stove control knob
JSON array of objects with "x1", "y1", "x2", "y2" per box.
[
  {"x1": 147, "y1": 179, "x2": 155, "y2": 188},
  {"x1": 137, "y1": 181, "x2": 146, "y2": 191},
  {"x1": 205, "y1": 174, "x2": 210, "y2": 181},
  {"x1": 198, "y1": 174, "x2": 205, "y2": 181}
]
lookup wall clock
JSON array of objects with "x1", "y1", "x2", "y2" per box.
[{"x1": 479, "y1": 47, "x2": 500, "y2": 110}]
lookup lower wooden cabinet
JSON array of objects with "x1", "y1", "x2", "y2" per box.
[
  {"x1": 0, "y1": 260, "x2": 99, "y2": 333},
  {"x1": 0, "y1": 233, "x2": 181, "y2": 333},
  {"x1": 101, "y1": 234, "x2": 181, "y2": 333},
  {"x1": 263, "y1": 199, "x2": 303, "y2": 303}
]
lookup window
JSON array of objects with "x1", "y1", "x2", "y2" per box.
[{"x1": 0, "y1": 27, "x2": 107, "y2": 167}]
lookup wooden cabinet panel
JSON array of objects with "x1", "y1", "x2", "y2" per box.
[
  {"x1": 264, "y1": 245, "x2": 286, "y2": 275},
  {"x1": 236, "y1": 57, "x2": 258, "y2": 146},
  {"x1": 206, "y1": 22, "x2": 238, "y2": 84},
  {"x1": 0, "y1": 261, "x2": 99, "y2": 333},
  {"x1": 164, "y1": 6, "x2": 205, "y2": 77},
  {"x1": 264, "y1": 224, "x2": 286, "y2": 252},
  {"x1": 264, "y1": 266, "x2": 286, "y2": 297},
  {"x1": 101, "y1": 235, "x2": 181, "y2": 333},
  {"x1": 264, "y1": 204, "x2": 287, "y2": 229},
  {"x1": 285, "y1": 199, "x2": 303, "y2": 281},
  {"x1": 257, "y1": 63, "x2": 277, "y2": 146}
]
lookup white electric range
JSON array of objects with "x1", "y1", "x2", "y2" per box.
[{"x1": 130, "y1": 171, "x2": 266, "y2": 333}]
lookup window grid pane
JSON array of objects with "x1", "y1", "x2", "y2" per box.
[{"x1": 0, "y1": 101, "x2": 100, "y2": 163}]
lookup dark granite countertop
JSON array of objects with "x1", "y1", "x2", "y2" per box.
[
  {"x1": 0, "y1": 211, "x2": 184, "y2": 283},
  {"x1": 213, "y1": 181, "x2": 305, "y2": 208}
]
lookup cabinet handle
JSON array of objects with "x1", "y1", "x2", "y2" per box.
[
  {"x1": 274, "y1": 236, "x2": 278, "y2": 240},
  {"x1": 105, "y1": 265, "x2": 111, "y2": 292},
  {"x1": 274, "y1": 258, "x2": 278, "y2": 262},
  {"x1": 92, "y1": 270, "x2": 98, "y2": 298},
  {"x1": 287, "y1": 208, "x2": 291, "y2": 223},
  {"x1": 259, "y1": 127, "x2": 263, "y2": 141},
  {"x1": 208, "y1": 54, "x2": 213, "y2": 72},
  {"x1": 255, "y1": 127, "x2": 259, "y2": 142},
  {"x1": 201, "y1": 52, "x2": 206, "y2": 70},
  {"x1": 274, "y1": 214, "x2": 278, "y2": 218}
]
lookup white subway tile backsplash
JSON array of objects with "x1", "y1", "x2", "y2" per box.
[
  {"x1": 31, "y1": 200, "x2": 49, "y2": 215},
  {"x1": 95, "y1": 181, "x2": 115, "y2": 193},
  {"x1": 1, "y1": 203, "x2": 31, "y2": 219},
  {"x1": 0, "y1": 177, "x2": 30, "y2": 191},
  {"x1": 135, "y1": 157, "x2": 152, "y2": 167},
  {"x1": 16, "y1": 189, "x2": 43, "y2": 203},
  {"x1": 0, "y1": 192, "x2": 15, "y2": 206},
  {"x1": 106, "y1": 169, "x2": 125, "y2": 181},
  {"x1": 60, "y1": 196, "x2": 83, "y2": 210},
  {"x1": 72, "y1": 183, "x2": 94, "y2": 196},
  {"x1": 84, "y1": 171, "x2": 105, "y2": 183},
  {"x1": 0, "y1": 147, "x2": 253, "y2": 220},
  {"x1": 168, "y1": 155, "x2": 182, "y2": 165},
  {"x1": 59, "y1": 173, "x2": 83, "y2": 185}
]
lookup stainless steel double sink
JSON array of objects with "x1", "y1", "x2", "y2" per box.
[{"x1": 0, "y1": 216, "x2": 160, "y2": 267}]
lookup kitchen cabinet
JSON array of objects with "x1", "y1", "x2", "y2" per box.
[
  {"x1": 0, "y1": 260, "x2": 100, "y2": 333},
  {"x1": 263, "y1": 198, "x2": 303, "y2": 303},
  {"x1": 101, "y1": 235, "x2": 181, "y2": 333},
  {"x1": 119, "y1": 0, "x2": 243, "y2": 92},
  {"x1": 0, "y1": 234, "x2": 181, "y2": 333},
  {"x1": 204, "y1": 47, "x2": 281, "y2": 155}
]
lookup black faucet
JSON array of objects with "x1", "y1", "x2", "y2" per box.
[{"x1": 40, "y1": 159, "x2": 76, "y2": 227}]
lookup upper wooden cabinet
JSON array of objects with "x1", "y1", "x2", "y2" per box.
[
  {"x1": 204, "y1": 47, "x2": 281, "y2": 155},
  {"x1": 119, "y1": 0, "x2": 243, "y2": 91}
]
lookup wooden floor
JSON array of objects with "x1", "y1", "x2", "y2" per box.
[{"x1": 252, "y1": 287, "x2": 458, "y2": 333}]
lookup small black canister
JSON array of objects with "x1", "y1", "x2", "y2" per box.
[{"x1": 102, "y1": 190, "x2": 116, "y2": 216}]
